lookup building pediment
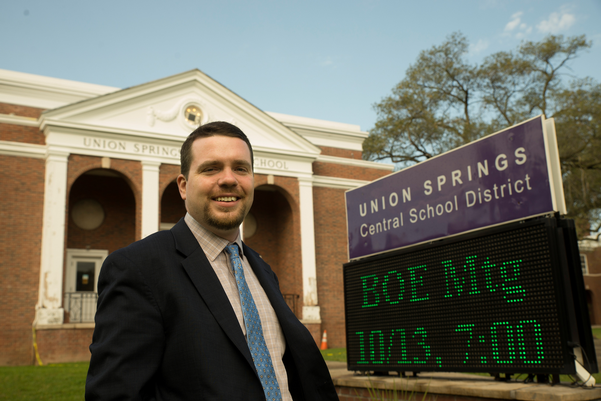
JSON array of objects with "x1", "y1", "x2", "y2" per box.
[{"x1": 40, "y1": 69, "x2": 321, "y2": 159}]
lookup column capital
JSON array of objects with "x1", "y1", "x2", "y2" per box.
[
  {"x1": 141, "y1": 160, "x2": 162, "y2": 170},
  {"x1": 45, "y1": 148, "x2": 69, "y2": 162},
  {"x1": 297, "y1": 176, "x2": 314, "y2": 185}
]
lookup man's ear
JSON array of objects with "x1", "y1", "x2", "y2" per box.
[{"x1": 176, "y1": 174, "x2": 187, "y2": 200}]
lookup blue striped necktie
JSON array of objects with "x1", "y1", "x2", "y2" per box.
[{"x1": 225, "y1": 244, "x2": 282, "y2": 401}]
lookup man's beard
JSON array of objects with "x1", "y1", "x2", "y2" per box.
[{"x1": 203, "y1": 202, "x2": 246, "y2": 231}]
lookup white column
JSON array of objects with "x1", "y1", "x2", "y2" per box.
[
  {"x1": 35, "y1": 150, "x2": 69, "y2": 325},
  {"x1": 298, "y1": 177, "x2": 321, "y2": 322},
  {"x1": 141, "y1": 161, "x2": 161, "y2": 238}
]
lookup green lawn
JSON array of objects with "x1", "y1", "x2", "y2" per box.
[
  {"x1": 321, "y1": 347, "x2": 347, "y2": 362},
  {"x1": 0, "y1": 362, "x2": 87, "y2": 401}
]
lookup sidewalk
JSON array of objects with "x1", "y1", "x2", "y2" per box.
[{"x1": 326, "y1": 361, "x2": 601, "y2": 401}]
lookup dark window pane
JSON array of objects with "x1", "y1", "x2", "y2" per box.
[{"x1": 76, "y1": 261, "x2": 95, "y2": 291}]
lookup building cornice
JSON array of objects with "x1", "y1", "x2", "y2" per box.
[
  {"x1": 0, "y1": 68, "x2": 118, "y2": 109},
  {"x1": 316, "y1": 154, "x2": 393, "y2": 171},
  {"x1": 0, "y1": 113, "x2": 40, "y2": 127},
  {"x1": 313, "y1": 175, "x2": 370, "y2": 190},
  {"x1": 267, "y1": 111, "x2": 368, "y2": 152},
  {"x1": 0, "y1": 140, "x2": 46, "y2": 159}
]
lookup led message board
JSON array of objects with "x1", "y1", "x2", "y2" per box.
[
  {"x1": 344, "y1": 216, "x2": 597, "y2": 375},
  {"x1": 345, "y1": 116, "x2": 566, "y2": 260}
]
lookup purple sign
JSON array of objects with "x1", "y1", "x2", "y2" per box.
[{"x1": 346, "y1": 116, "x2": 560, "y2": 260}]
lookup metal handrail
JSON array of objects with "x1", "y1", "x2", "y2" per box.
[
  {"x1": 64, "y1": 292, "x2": 98, "y2": 323},
  {"x1": 64, "y1": 292, "x2": 300, "y2": 322}
]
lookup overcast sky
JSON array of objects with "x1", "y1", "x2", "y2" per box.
[{"x1": 1, "y1": 0, "x2": 600, "y2": 132}]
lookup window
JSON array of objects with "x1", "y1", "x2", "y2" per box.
[
  {"x1": 184, "y1": 104, "x2": 203, "y2": 128},
  {"x1": 580, "y1": 254, "x2": 589, "y2": 276}
]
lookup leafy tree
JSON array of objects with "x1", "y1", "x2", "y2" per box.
[{"x1": 365, "y1": 33, "x2": 601, "y2": 238}]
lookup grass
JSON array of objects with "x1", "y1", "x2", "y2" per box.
[
  {"x1": 591, "y1": 327, "x2": 601, "y2": 339},
  {"x1": 321, "y1": 347, "x2": 347, "y2": 362},
  {"x1": 364, "y1": 376, "x2": 434, "y2": 401},
  {"x1": 0, "y1": 362, "x2": 88, "y2": 401}
]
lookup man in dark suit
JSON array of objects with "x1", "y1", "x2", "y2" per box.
[{"x1": 86, "y1": 122, "x2": 339, "y2": 400}]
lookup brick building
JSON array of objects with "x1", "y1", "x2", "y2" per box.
[
  {"x1": 579, "y1": 241, "x2": 601, "y2": 326},
  {"x1": 0, "y1": 68, "x2": 393, "y2": 365}
]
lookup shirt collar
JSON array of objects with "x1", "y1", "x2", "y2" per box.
[{"x1": 184, "y1": 213, "x2": 244, "y2": 261}]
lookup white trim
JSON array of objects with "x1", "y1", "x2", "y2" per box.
[
  {"x1": 298, "y1": 177, "x2": 320, "y2": 320},
  {"x1": 0, "y1": 68, "x2": 118, "y2": 109},
  {"x1": 142, "y1": 161, "x2": 161, "y2": 238},
  {"x1": 36, "y1": 149, "x2": 70, "y2": 324},
  {"x1": 544, "y1": 118, "x2": 567, "y2": 215},
  {"x1": 313, "y1": 175, "x2": 371, "y2": 190},
  {"x1": 316, "y1": 154, "x2": 394, "y2": 170},
  {"x1": 44, "y1": 127, "x2": 182, "y2": 164},
  {"x1": 267, "y1": 111, "x2": 364, "y2": 133},
  {"x1": 65, "y1": 248, "x2": 108, "y2": 293},
  {"x1": 35, "y1": 323, "x2": 96, "y2": 330},
  {"x1": 269, "y1": 111, "x2": 368, "y2": 152},
  {"x1": 0, "y1": 113, "x2": 39, "y2": 127},
  {"x1": 0, "y1": 140, "x2": 46, "y2": 159}
]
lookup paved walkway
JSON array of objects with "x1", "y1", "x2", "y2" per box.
[{"x1": 326, "y1": 355, "x2": 601, "y2": 401}]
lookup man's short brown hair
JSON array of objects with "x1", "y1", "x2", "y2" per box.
[{"x1": 180, "y1": 121, "x2": 254, "y2": 179}]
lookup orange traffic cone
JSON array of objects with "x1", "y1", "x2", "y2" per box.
[{"x1": 320, "y1": 330, "x2": 328, "y2": 350}]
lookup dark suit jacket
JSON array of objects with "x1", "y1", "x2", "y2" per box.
[{"x1": 86, "y1": 219, "x2": 338, "y2": 400}]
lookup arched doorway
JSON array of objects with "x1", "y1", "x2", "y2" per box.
[
  {"x1": 244, "y1": 185, "x2": 301, "y2": 317},
  {"x1": 160, "y1": 180, "x2": 186, "y2": 230},
  {"x1": 64, "y1": 168, "x2": 136, "y2": 322}
]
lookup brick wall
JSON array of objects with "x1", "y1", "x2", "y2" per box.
[
  {"x1": 0, "y1": 103, "x2": 45, "y2": 146},
  {"x1": 313, "y1": 161, "x2": 390, "y2": 181},
  {"x1": 319, "y1": 146, "x2": 362, "y2": 160},
  {"x1": 583, "y1": 247, "x2": 601, "y2": 325},
  {"x1": 35, "y1": 326, "x2": 94, "y2": 364},
  {"x1": 0, "y1": 123, "x2": 45, "y2": 145},
  {"x1": 0, "y1": 103, "x2": 45, "y2": 118},
  {"x1": 0, "y1": 155, "x2": 45, "y2": 365}
]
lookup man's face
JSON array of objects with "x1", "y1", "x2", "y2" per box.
[{"x1": 177, "y1": 135, "x2": 254, "y2": 241}]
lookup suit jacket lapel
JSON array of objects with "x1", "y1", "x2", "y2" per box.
[
  {"x1": 171, "y1": 220, "x2": 255, "y2": 369},
  {"x1": 243, "y1": 244, "x2": 296, "y2": 327}
]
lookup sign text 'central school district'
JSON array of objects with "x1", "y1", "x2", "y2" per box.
[{"x1": 345, "y1": 116, "x2": 564, "y2": 260}]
